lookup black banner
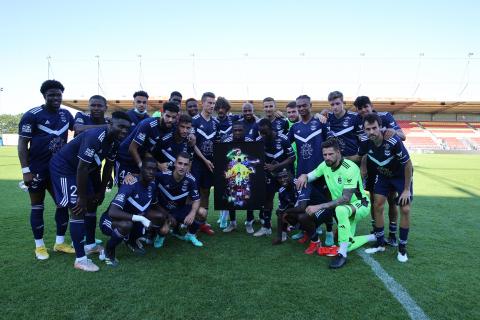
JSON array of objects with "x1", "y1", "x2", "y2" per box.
[{"x1": 213, "y1": 141, "x2": 265, "y2": 210}]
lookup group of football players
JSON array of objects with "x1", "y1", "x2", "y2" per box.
[{"x1": 18, "y1": 79, "x2": 413, "y2": 271}]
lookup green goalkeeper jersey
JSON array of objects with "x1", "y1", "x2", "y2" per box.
[{"x1": 307, "y1": 158, "x2": 367, "y2": 203}]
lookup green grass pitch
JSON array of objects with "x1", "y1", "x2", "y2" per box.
[{"x1": 0, "y1": 146, "x2": 479, "y2": 319}]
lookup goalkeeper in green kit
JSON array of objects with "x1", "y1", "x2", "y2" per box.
[{"x1": 296, "y1": 138, "x2": 375, "y2": 269}]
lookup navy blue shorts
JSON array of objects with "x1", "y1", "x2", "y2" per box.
[
  {"x1": 50, "y1": 171, "x2": 94, "y2": 208},
  {"x1": 99, "y1": 211, "x2": 113, "y2": 236},
  {"x1": 26, "y1": 170, "x2": 50, "y2": 193},
  {"x1": 169, "y1": 205, "x2": 193, "y2": 223},
  {"x1": 374, "y1": 174, "x2": 413, "y2": 205},
  {"x1": 191, "y1": 160, "x2": 213, "y2": 189}
]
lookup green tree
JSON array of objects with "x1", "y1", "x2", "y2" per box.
[{"x1": 0, "y1": 114, "x2": 23, "y2": 134}]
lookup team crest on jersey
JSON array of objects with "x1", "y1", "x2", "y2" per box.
[
  {"x1": 201, "y1": 140, "x2": 214, "y2": 156},
  {"x1": 343, "y1": 119, "x2": 350, "y2": 127},
  {"x1": 115, "y1": 193, "x2": 125, "y2": 202},
  {"x1": 60, "y1": 112, "x2": 68, "y2": 123},
  {"x1": 137, "y1": 133, "x2": 146, "y2": 141},
  {"x1": 338, "y1": 177, "x2": 343, "y2": 184},
  {"x1": 385, "y1": 149, "x2": 391, "y2": 156},
  {"x1": 84, "y1": 148, "x2": 95, "y2": 157},
  {"x1": 22, "y1": 124, "x2": 32, "y2": 133},
  {"x1": 310, "y1": 123, "x2": 317, "y2": 131},
  {"x1": 49, "y1": 137, "x2": 65, "y2": 154},
  {"x1": 147, "y1": 186, "x2": 153, "y2": 198},
  {"x1": 300, "y1": 143, "x2": 313, "y2": 159}
]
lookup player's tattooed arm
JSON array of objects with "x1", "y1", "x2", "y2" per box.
[{"x1": 305, "y1": 188, "x2": 355, "y2": 215}]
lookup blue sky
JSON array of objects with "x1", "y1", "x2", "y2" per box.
[{"x1": 0, "y1": 0, "x2": 479, "y2": 114}]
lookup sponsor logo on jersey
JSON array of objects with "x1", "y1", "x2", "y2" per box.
[
  {"x1": 84, "y1": 148, "x2": 95, "y2": 157},
  {"x1": 115, "y1": 193, "x2": 125, "y2": 202},
  {"x1": 22, "y1": 124, "x2": 32, "y2": 133}
]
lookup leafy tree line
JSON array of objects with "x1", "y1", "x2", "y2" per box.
[{"x1": 0, "y1": 114, "x2": 22, "y2": 134}]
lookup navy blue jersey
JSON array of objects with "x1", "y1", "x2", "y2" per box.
[
  {"x1": 118, "y1": 117, "x2": 173, "y2": 165},
  {"x1": 356, "y1": 111, "x2": 402, "y2": 143},
  {"x1": 18, "y1": 106, "x2": 74, "y2": 173},
  {"x1": 269, "y1": 117, "x2": 289, "y2": 135},
  {"x1": 359, "y1": 135, "x2": 410, "y2": 178},
  {"x1": 278, "y1": 184, "x2": 300, "y2": 211},
  {"x1": 151, "y1": 132, "x2": 193, "y2": 163},
  {"x1": 256, "y1": 133, "x2": 294, "y2": 165},
  {"x1": 216, "y1": 114, "x2": 241, "y2": 142},
  {"x1": 237, "y1": 118, "x2": 259, "y2": 140},
  {"x1": 192, "y1": 114, "x2": 219, "y2": 161},
  {"x1": 51, "y1": 127, "x2": 117, "y2": 176},
  {"x1": 155, "y1": 171, "x2": 200, "y2": 210},
  {"x1": 126, "y1": 109, "x2": 149, "y2": 133},
  {"x1": 327, "y1": 111, "x2": 361, "y2": 157},
  {"x1": 222, "y1": 134, "x2": 254, "y2": 143},
  {"x1": 74, "y1": 112, "x2": 106, "y2": 137},
  {"x1": 111, "y1": 180, "x2": 157, "y2": 215},
  {"x1": 288, "y1": 117, "x2": 331, "y2": 176}
]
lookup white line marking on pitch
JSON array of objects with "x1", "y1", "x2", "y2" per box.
[{"x1": 357, "y1": 251, "x2": 430, "y2": 320}]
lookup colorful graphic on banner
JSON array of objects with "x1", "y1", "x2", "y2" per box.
[{"x1": 214, "y1": 141, "x2": 265, "y2": 210}]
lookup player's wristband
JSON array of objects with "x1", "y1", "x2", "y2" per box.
[{"x1": 21, "y1": 167, "x2": 31, "y2": 174}]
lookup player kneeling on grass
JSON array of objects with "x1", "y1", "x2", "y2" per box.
[
  {"x1": 154, "y1": 152, "x2": 206, "y2": 247},
  {"x1": 99, "y1": 157, "x2": 169, "y2": 266},
  {"x1": 296, "y1": 138, "x2": 375, "y2": 269}
]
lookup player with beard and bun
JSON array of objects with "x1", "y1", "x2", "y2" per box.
[
  {"x1": 99, "y1": 157, "x2": 168, "y2": 267},
  {"x1": 360, "y1": 113, "x2": 413, "y2": 263},
  {"x1": 155, "y1": 152, "x2": 206, "y2": 247},
  {"x1": 191, "y1": 92, "x2": 218, "y2": 236},
  {"x1": 253, "y1": 118, "x2": 295, "y2": 237},
  {"x1": 115, "y1": 102, "x2": 179, "y2": 185},
  {"x1": 296, "y1": 138, "x2": 374, "y2": 269},
  {"x1": 50, "y1": 111, "x2": 131, "y2": 272},
  {"x1": 354, "y1": 95, "x2": 406, "y2": 246},
  {"x1": 18, "y1": 80, "x2": 75, "y2": 260},
  {"x1": 126, "y1": 91, "x2": 150, "y2": 133},
  {"x1": 325, "y1": 91, "x2": 362, "y2": 162},
  {"x1": 262, "y1": 97, "x2": 289, "y2": 135},
  {"x1": 288, "y1": 95, "x2": 335, "y2": 250}
]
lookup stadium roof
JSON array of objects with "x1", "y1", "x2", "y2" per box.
[{"x1": 62, "y1": 99, "x2": 480, "y2": 114}]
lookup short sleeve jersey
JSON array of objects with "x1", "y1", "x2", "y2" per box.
[
  {"x1": 308, "y1": 159, "x2": 367, "y2": 203},
  {"x1": 221, "y1": 134, "x2": 254, "y2": 143},
  {"x1": 256, "y1": 133, "x2": 295, "y2": 165},
  {"x1": 118, "y1": 117, "x2": 172, "y2": 164},
  {"x1": 278, "y1": 183, "x2": 301, "y2": 211},
  {"x1": 327, "y1": 111, "x2": 361, "y2": 157},
  {"x1": 192, "y1": 114, "x2": 219, "y2": 161},
  {"x1": 238, "y1": 118, "x2": 259, "y2": 140},
  {"x1": 111, "y1": 180, "x2": 157, "y2": 215},
  {"x1": 155, "y1": 171, "x2": 200, "y2": 210},
  {"x1": 18, "y1": 106, "x2": 74, "y2": 173},
  {"x1": 51, "y1": 127, "x2": 117, "y2": 175},
  {"x1": 74, "y1": 112, "x2": 106, "y2": 137},
  {"x1": 356, "y1": 111, "x2": 401, "y2": 143},
  {"x1": 216, "y1": 114, "x2": 241, "y2": 142},
  {"x1": 269, "y1": 117, "x2": 289, "y2": 135},
  {"x1": 288, "y1": 117, "x2": 331, "y2": 176},
  {"x1": 358, "y1": 135, "x2": 410, "y2": 178},
  {"x1": 126, "y1": 109, "x2": 149, "y2": 133},
  {"x1": 151, "y1": 132, "x2": 193, "y2": 163}
]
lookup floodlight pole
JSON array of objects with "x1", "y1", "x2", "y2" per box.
[
  {"x1": 357, "y1": 53, "x2": 365, "y2": 96},
  {"x1": 95, "y1": 55, "x2": 100, "y2": 95},
  {"x1": 46, "y1": 56, "x2": 52, "y2": 79},
  {"x1": 458, "y1": 52, "x2": 474, "y2": 98},
  {"x1": 191, "y1": 53, "x2": 197, "y2": 97},
  {"x1": 412, "y1": 53, "x2": 424, "y2": 97}
]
